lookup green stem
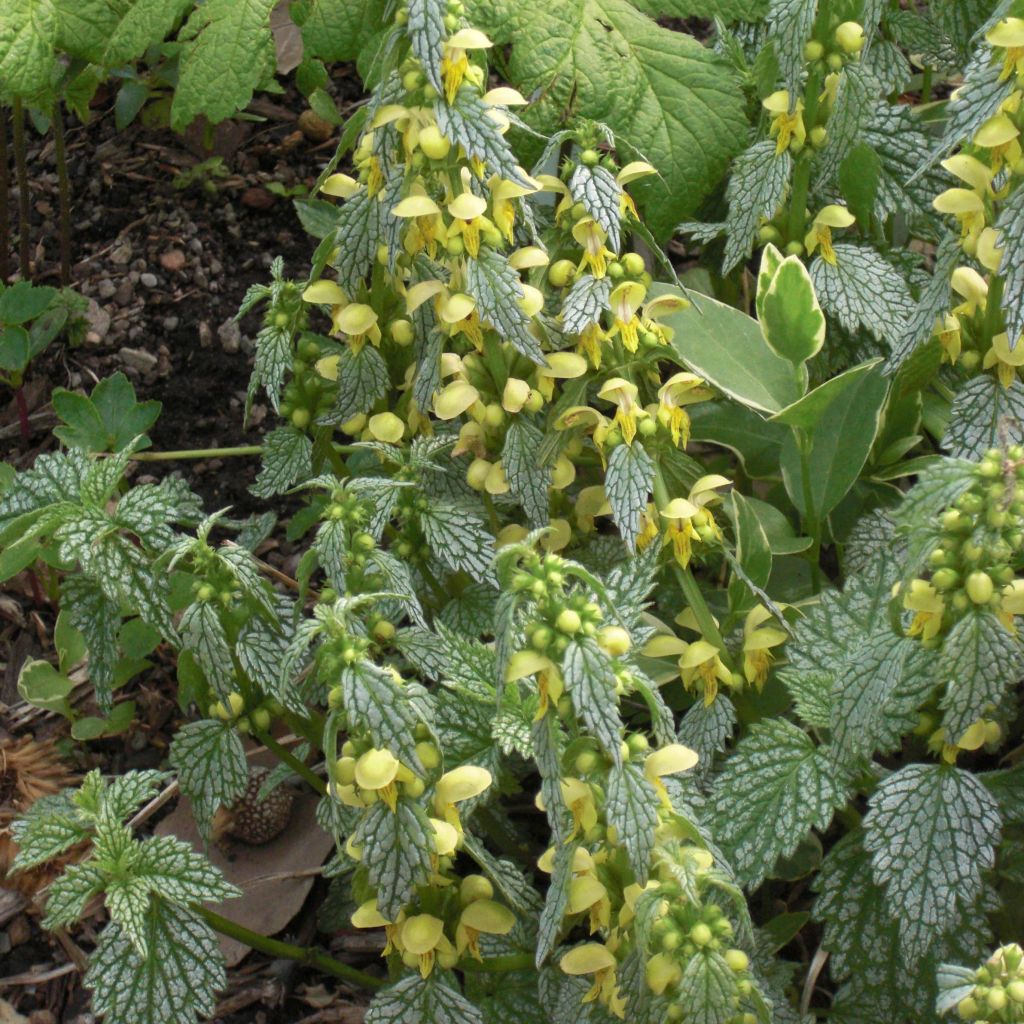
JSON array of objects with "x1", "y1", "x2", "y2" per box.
[
  {"x1": 254, "y1": 729, "x2": 327, "y2": 796},
  {"x1": 52, "y1": 102, "x2": 71, "y2": 287},
  {"x1": 129, "y1": 442, "x2": 360, "y2": 462},
  {"x1": 196, "y1": 907, "x2": 384, "y2": 990},
  {"x1": 11, "y1": 98, "x2": 30, "y2": 279},
  {"x1": 0, "y1": 106, "x2": 9, "y2": 283},
  {"x1": 920, "y1": 65, "x2": 934, "y2": 105},
  {"x1": 482, "y1": 492, "x2": 500, "y2": 535},
  {"x1": 457, "y1": 953, "x2": 534, "y2": 974},
  {"x1": 985, "y1": 275, "x2": 1006, "y2": 346},
  {"x1": 786, "y1": 68, "x2": 824, "y2": 246}
]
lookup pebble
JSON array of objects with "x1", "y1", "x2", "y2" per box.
[
  {"x1": 160, "y1": 248, "x2": 187, "y2": 272},
  {"x1": 140, "y1": 272, "x2": 159, "y2": 288},
  {"x1": 97, "y1": 278, "x2": 116, "y2": 299},
  {"x1": 110, "y1": 240, "x2": 132, "y2": 265},
  {"x1": 188, "y1": 237, "x2": 203, "y2": 254},
  {"x1": 218, "y1": 317, "x2": 241, "y2": 353},
  {"x1": 119, "y1": 346, "x2": 158, "y2": 373},
  {"x1": 198, "y1": 320, "x2": 213, "y2": 348},
  {"x1": 114, "y1": 279, "x2": 133, "y2": 305},
  {"x1": 161, "y1": 315, "x2": 180, "y2": 331},
  {"x1": 84, "y1": 299, "x2": 111, "y2": 344}
]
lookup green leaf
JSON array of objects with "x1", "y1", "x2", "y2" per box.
[
  {"x1": 247, "y1": 323, "x2": 292, "y2": 412},
  {"x1": 712, "y1": 718, "x2": 851, "y2": 887},
  {"x1": 290, "y1": 0, "x2": 386, "y2": 61},
  {"x1": 436, "y1": 92, "x2": 533, "y2": 191},
  {"x1": 169, "y1": 720, "x2": 249, "y2": 839},
  {"x1": 179, "y1": 601, "x2": 234, "y2": 700},
  {"x1": 839, "y1": 142, "x2": 881, "y2": 229},
  {"x1": 562, "y1": 638, "x2": 624, "y2": 765},
  {"x1": 53, "y1": 0, "x2": 193, "y2": 66},
  {"x1": 53, "y1": 372, "x2": 161, "y2": 453},
  {"x1": 809, "y1": 244, "x2": 914, "y2": 345},
  {"x1": 341, "y1": 661, "x2": 427, "y2": 772},
  {"x1": 770, "y1": 359, "x2": 883, "y2": 430},
  {"x1": 677, "y1": 951, "x2": 738, "y2": 1024},
  {"x1": 171, "y1": 0, "x2": 277, "y2": 130},
  {"x1": 251, "y1": 427, "x2": 313, "y2": 498},
  {"x1": 568, "y1": 164, "x2": 622, "y2": 251},
  {"x1": 676, "y1": 695, "x2": 736, "y2": 776},
  {"x1": 814, "y1": 64, "x2": 878, "y2": 187},
  {"x1": 606, "y1": 761, "x2": 659, "y2": 883},
  {"x1": 661, "y1": 287, "x2": 802, "y2": 414},
  {"x1": 605, "y1": 443, "x2": 654, "y2": 552},
  {"x1": 759, "y1": 256, "x2": 825, "y2": 366},
  {"x1": 86, "y1": 900, "x2": 227, "y2": 1024},
  {"x1": 43, "y1": 861, "x2": 107, "y2": 929},
  {"x1": 536, "y1": 841, "x2": 576, "y2": 966},
  {"x1": 0, "y1": 0, "x2": 58, "y2": 100},
  {"x1": 17, "y1": 658, "x2": 73, "y2": 715},
  {"x1": 366, "y1": 972, "x2": 483, "y2": 1024},
  {"x1": 407, "y1": 0, "x2": 447, "y2": 93},
  {"x1": 997, "y1": 153, "x2": 1024, "y2": 349},
  {"x1": 355, "y1": 797, "x2": 434, "y2": 919},
  {"x1": 632, "y1": 0, "x2": 768, "y2": 20},
  {"x1": 130, "y1": 833, "x2": 241, "y2": 908},
  {"x1": 768, "y1": 0, "x2": 817, "y2": 96},
  {"x1": 944, "y1": 374, "x2": 1024, "y2": 459},
  {"x1": 0, "y1": 325, "x2": 29, "y2": 372},
  {"x1": 863, "y1": 763, "x2": 1001, "y2": 960},
  {"x1": 937, "y1": 611, "x2": 1024, "y2": 746},
  {"x1": 11, "y1": 793, "x2": 91, "y2": 871},
  {"x1": 62, "y1": 575, "x2": 122, "y2": 708},
  {"x1": 0, "y1": 281, "x2": 56, "y2": 324},
  {"x1": 465, "y1": 250, "x2": 545, "y2": 365},
  {"x1": 503, "y1": 420, "x2": 551, "y2": 529},
  {"x1": 780, "y1": 366, "x2": 888, "y2": 520},
  {"x1": 726, "y1": 491, "x2": 772, "y2": 593},
  {"x1": 504, "y1": 0, "x2": 746, "y2": 239},
  {"x1": 688, "y1": 402, "x2": 787, "y2": 479},
  {"x1": 720, "y1": 140, "x2": 792, "y2": 274}
]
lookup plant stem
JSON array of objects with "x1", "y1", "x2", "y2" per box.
[
  {"x1": 52, "y1": 102, "x2": 71, "y2": 287},
  {"x1": 131, "y1": 445, "x2": 265, "y2": 461},
  {"x1": 195, "y1": 907, "x2": 384, "y2": 990},
  {"x1": 15, "y1": 384, "x2": 31, "y2": 441},
  {"x1": 11, "y1": 98, "x2": 30, "y2": 279},
  {"x1": 787, "y1": 67, "x2": 823, "y2": 246},
  {"x1": 254, "y1": 729, "x2": 327, "y2": 796},
  {"x1": 458, "y1": 953, "x2": 534, "y2": 974},
  {"x1": 985, "y1": 275, "x2": 1006, "y2": 346},
  {"x1": 920, "y1": 65, "x2": 934, "y2": 105},
  {"x1": 0, "y1": 106, "x2": 10, "y2": 283}
]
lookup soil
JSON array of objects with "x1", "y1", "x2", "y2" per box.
[{"x1": 0, "y1": 67, "x2": 378, "y2": 1024}]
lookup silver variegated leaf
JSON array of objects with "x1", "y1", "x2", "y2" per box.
[
  {"x1": 465, "y1": 249, "x2": 546, "y2": 364},
  {"x1": 997, "y1": 186, "x2": 1024, "y2": 349},
  {"x1": 944, "y1": 375, "x2": 1024, "y2": 458},
  {"x1": 169, "y1": 720, "x2": 249, "y2": 838},
  {"x1": 251, "y1": 426, "x2": 313, "y2": 498},
  {"x1": 562, "y1": 638, "x2": 623, "y2": 765},
  {"x1": 503, "y1": 419, "x2": 551, "y2": 528},
  {"x1": 605, "y1": 442, "x2": 654, "y2": 551},
  {"x1": 568, "y1": 164, "x2": 622, "y2": 251},
  {"x1": 407, "y1": 0, "x2": 447, "y2": 93},
  {"x1": 366, "y1": 972, "x2": 483, "y2": 1024},
  {"x1": 356, "y1": 797, "x2": 434, "y2": 919},
  {"x1": 561, "y1": 274, "x2": 611, "y2": 334},
  {"x1": 320, "y1": 344, "x2": 391, "y2": 425},
  {"x1": 722, "y1": 140, "x2": 792, "y2": 274},
  {"x1": 435, "y1": 91, "x2": 533, "y2": 188},
  {"x1": 420, "y1": 502, "x2": 497, "y2": 583},
  {"x1": 606, "y1": 761, "x2": 659, "y2": 883}
]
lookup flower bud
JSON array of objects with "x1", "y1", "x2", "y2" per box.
[
  {"x1": 556, "y1": 608, "x2": 583, "y2": 634},
  {"x1": 835, "y1": 21, "x2": 865, "y2": 54},
  {"x1": 725, "y1": 949, "x2": 749, "y2": 972},
  {"x1": 418, "y1": 124, "x2": 451, "y2": 160},
  {"x1": 966, "y1": 571, "x2": 994, "y2": 604}
]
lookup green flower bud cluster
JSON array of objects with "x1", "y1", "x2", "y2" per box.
[
  {"x1": 208, "y1": 690, "x2": 276, "y2": 735},
  {"x1": 902, "y1": 448, "x2": 1024, "y2": 647},
  {"x1": 955, "y1": 944, "x2": 1024, "y2": 1023}
]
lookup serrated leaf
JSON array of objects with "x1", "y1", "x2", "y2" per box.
[
  {"x1": 722, "y1": 140, "x2": 792, "y2": 274},
  {"x1": 568, "y1": 165, "x2": 622, "y2": 251},
  {"x1": 677, "y1": 695, "x2": 736, "y2": 775},
  {"x1": 536, "y1": 841, "x2": 576, "y2": 966},
  {"x1": 462, "y1": 834, "x2": 544, "y2": 915},
  {"x1": 356, "y1": 797, "x2": 434, "y2": 919},
  {"x1": 53, "y1": 0, "x2": 193, "y2": 67},
  {"x1": 810, "y1": 244, "x2": 914, "y2": 344},
  {"x1": 505, "y1": 0, "x2": 746, "y2": 238},
  {"x1": 251, "y1": 426, "x2": 313, "y2": 498},
  {"x1": 420, "y1": 502, "x2": 497, "y2": 583},
  {"x1": 0, "y1": 0, "x2": 58, "y2": 99},
  {"x1": 43, "y1": 860, "x2": 107, "y2": 929},
  {"x1": 997, "y1": 188, "x2": 1024, "y2": 351},
  {"x1": 937, "y1": 611, "x2": 1024, "y2": 746},
  {"x1": 605, "y1": 443, "x2": 653, "y2": 551},
  {"x1": 562, "y1": 638, "x2": 623, "y2": 764},
  {"x1": 503, "y1": 420, "x2": 551, "y2": 529},
  {"x1": 171, "y1": 0, "x2": 277, "y2": 130},
  {"x1": 169, "y1": 720, "x2": 249, "y2": 839},
  {"x1": 408, "y1": 0, "x2": 447, "y2": 93},
  {"x1": 290, "y1": 0, "x2": 386, "y2": 62},
  {"x1": 815, "y1": 64, "x2": 878, "y2": 187},
  {"x1": 131, "y1": 833, "x2": 240, "y2": 907},
  {"x1": 86, "y1": 900, "x2": 227, "y2": 1024},
  {"x1": 863, "y1": 763, "x2": 1001, "y2": 960},
  {"x1": 366, "y1": 972, "x2": 484, "y2": 1024},
  {"x1": 435, "y1": 91, "x2": 532, "y2": 189},
  {"x1": 712, "y1": 718, "x2": 851, "y2": 887},
  {"x1": 62, "y1": 575, "x2": 121, "y2": 708},
  {"x1": 768, "y1": 0, "x2": 817, "y2": 96},
  {"x1": 944, "y1": 375, "x2": 1024, "y2": 458},
  {"x1": 340, "y1": 661, "x2": 427, "y2": 771},
  {"x1": 320, "y1": 345, "x2": 391, "y2": 425},
  {"x1": 11, "y1": 793, "x2": 91, "y2": 872},
  {"x1": 561, "y1": 274, "x2": 611, "y2": 334},
  {"x1": 465, "y1": 250, "x2": 545, "y2": 364},
  {"x1": 179, "y1": 601, "x2": 234, "y2": 699},
  {"x1": 606, "y1": 762, "x2": 659, "y2": 883},
  {"x1": 248, "y1": 324, "x2": 292, "y2": 412},
  {"x1": 677, "y1": 951, "x2": 738, "y2": 1024}
]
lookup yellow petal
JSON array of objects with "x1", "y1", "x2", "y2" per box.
[
  {"x1": 483, "y1": 86, "x2": 528, "y2": 106},
  {"x1": 392, "y1": 194, "x2": 443, "y2": 217},
  {"x1": 351, "y1": 900, "x2": 390, "y2": 928},
  {"x1": 518, "y1": 283, "x2": 545, "y2": 317},
  {"x1": 449, "y1": 192, "x2": 488, "y2": 220},
  {"x1": 434, "y1": 380, "x2": 480, "y2": 419},
  {"x1": 460, "y1": 900, "x2": 515, "y2": 934},
  {"x1": 813, "y1": 204, "x2": 855, "y2": 228},
  {"x1": 335, "y1": 303, "x2": 379, "y2": 335},
  {"x1": 987, "y1": 17, "x2": 1024, "y2": 47},
  {"x1": 368, "y1": 412, "x2": 404, "y2": 443},
  {"x1": 315, "y1": 355, "x2": 341, "y2": 381},
  {"x1": 617, "y1": 161, "x2": 657, "y2": 184},
  {"x1": 439, "y1": 291, "x2": 477, "y2": 323},
  {"x1": 941, "y1": 154, "x2": 994, "y2": 192},
  {"x1": 660, "y1": 497, "x2": 700, "y2": 520},
  {"x1": 502, "y1": 377, "x2": 531, "y2": 413},
  {"x1": 354, "y1": 748, "x2": 400, "y2": 790},
  {"x1": 436, "y1": 765, "x2": 492, "y2": 804},
  {"x1": 975, "y1": 113, "x2": 1020, "y2": 148},
  {"x1": 644, "y1": 743, "x2": 699, "y2": 778},
  {"x1": 402, "y1": 914, "x2": 445, "y2": 955},
  {"x1": 505, "y1": 649, "x2": 555, "y2": 681},
  {"x1": 430, "y1": 817, "x2": 460, "y2": 856},
  {"x1": 542, "y1": 351, "x2": 589, "y2": 378},
  {"x1": 569, "y1": 875, "x2": 608, "y2": 914},
  {"x1": 405, "y1": 279, "x2": 446, "y2": 313},
  {"x1": 762, "y1": 89, "x2": 791, "y2": 114},
  {"x1": 303, "y1": 280, "x2": 347, "y2": 305},
  {"x1": 508, "y1": 246, "x2": 550, "y2": 269},
  {"x1": 643, "y1": 634, "x2": 689, "y2": 658},
  {"x1": 933, "y1": 188, "x2": 985, "y2": 215},
  {"x1": 447, "y1": 27, "x2": 493, "y2": 48},
  {"x1": 321, "y1": 173, "x2": 360, "y2": 198},
  {"x1": 560, "y1": 943, "x2": 616, "y2": 975}
]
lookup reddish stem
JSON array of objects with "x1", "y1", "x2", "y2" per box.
[{"x1": 15, "y1": 384, "x2": 30, "y2": 440}]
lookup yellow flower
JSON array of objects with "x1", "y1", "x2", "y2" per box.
[
  {"x1": 984, "y1": 331, "x2": 1024, "y2": 389},
  {"x1": 441, "y1": 27, "x2": 493, "y2": 103},
  {"x1": 941, "y1": 153, "x2": 995, "y2": 195},
  {"x1": 572, "y1": 217, "x2": 614, "y2": 278},
  {"x1": 973, "y1": 111, "x2": 1021, "y2": 170},
  {"x1": 350, "y1": 900, "x2": 402, "y2": 955},
  {"x1": 568, "y1": 874, "x2": 611, "y2": 933},
  {"x1": 977, "y1": 226, "x2": 1004, "y2": 274},
  {"x1": 741, "y1": 605, "x2": 787, "y2": 688},
  {"x1": 678, "y1": 640, "x2": 732, "y2": 705},
  {"x1": 615, "y1": 161, "x2": 657, "y2": 219},
  {"x1": 933, "y1": 187, "x2": 987, "y2": 246},
  {"x1": 559, "y1": 944, "x2": 624, "y2": 1018},
  {"x1": 804, "y1": 205, "x2": 855, "y2": 264},
  {"x1": 657, "y1": 372, "x2": 711, "y2": 447},
  {"x1": 321, "y1": 173, "x2": 361, "y2": 199},
  {"x1": 607, "y1": 281, "x2": 646, "y2": 352},
  {"x1": 433, "y1": 765, "x2": 493, "y2": 837},
  {"x1": 597, "y1": 377, "x2": 642, "y2": 445},
  {"x1": 455, "y1": 900, "x2": 515, "y2": 960},
  {"x1": 950, "y1": 266, "x2": 989, "y2": 318},
  {"x1": 644, "y1": 743, "x2": 699, "y2": 807},
  {"x1": 986, "y1": 17, "x2": 1024, "y2": 81},
  {"x1": 537, "y1": 351, "x2": 588, "y2": 401},
  {"x1": 903, "y1": 579, "x2": 944, "y2": 642},
  {"x1": 659, "y1": 475, "x2": 730, "y2": 567},
  {"x1": 560, "y1": 776, "x2": 599, "y2": 838},
  {"x1": 763, "y1": 90, "x2": 806, "y2": 154},
  {"x1": 489, "y1": 174, "x2": 540, "y2": 242},
  {"x1": 354, "y1": 748, "x2": 402, "y2": 811},
  {"x1": 367, "y1": 412, "x2": 405, "y2": 443},
  {"x1": 933, "y1": 313, "x2": 962, "y2": 364},
  {"x1": 448, "y1": 184, "x2": 492, "y2": 259},
  {"x1": 400, "y1": 914, "x2": 456, "y2": 978},
  {"x1": 392, "y1": 190, "x2": 448, "y2": 258},
  {"x1": 434, "y1": 379, "x2": 481, "y2": 420}
]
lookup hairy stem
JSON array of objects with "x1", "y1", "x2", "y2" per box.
[
  {"x1": 196, "y1": 907, "x2": 384, "y2": 990},
  {"x1": 129, "y1": 442, "x2": 360, "y2": 462},
  {"x1": 11, "y1": 98, "x2": 30, "y2": 279},
  {"x1": 253, "y1": 729, "x2": 327, "y2": 796},
  {"x1": 52, "y1": 103, "x2": 71, "y2": 287}
]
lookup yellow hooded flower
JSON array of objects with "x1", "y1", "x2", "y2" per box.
[
  {"x1": 401, "y1": 914, "x2": 456, "y2": 978},
  {"x1": 903, "y1": 579, "x2": 944, "y2": 642},
  {"x1": 986, "y1": 17, "x2": 1024, "y2": 81},
  {"x1": 560, "y1": 944, "x2": 624, "y2": 1018},
  {"x1": 572, "y1": 217, "x2": 614, "y2": 278},
  {"x1": 764, "y1": 90, "x2": 806, "y2": 154},
  {"x1": 984, "y1": 331, "x2": 1024, "y2": 389},
  {"x1": 678, "y1": 640, "x2": 732, "y2": 705},
  {"x1": 932, "y1": 313, "x2": 962, "y2": 365},
  {"x1": 597, "y1": 377, "x2": 642, "y2": 445},
  {"x1": 489, "y1": 175, "x2": 540, "y2": 242},
  {"x1": 448, "y1": 185, "x2": 492, "y2": 259},
  {"x1": 933, "y1": 187, "x2": 987, "y2": 245},
  {"x1": 616, "y1": 161, "x2": 657, "y2": 218},
  {"x1": 644, "y1": 743, "x2": 699, "y2": 807},
  {"x1": 973, "y1": 110, "x2": 1022, "y2": 170},
  {"x1": 657, "y1": 372, "x2": 712, "y2": 446},
  {"x1": 804, "y1": 205, "x2": 855, "y2": 264},
  {"x1": 434, "y1": 765, "x2": 492, "y2": 836},
  {"x1": 367, "y1": 412, "x2": 405, "y2": 443},
  {"x1": 441, "y1": 27, "x2": 493, "y2": 103},
  {"x1": 607, "y1": 281, "x2": 647, "y2": 352},
  {"x1": 660, "y1": 497, "x2": 701, "y2": 568},
  {"x1": 950, "y1": 266, "x2": 989, "y2": 318},
  {"x1": 350, "y1": 900, "x2": 402, "y2": 955},
  {"x1": 354, "y1": 748, "x2": 402, "y2": 811},
  {"x1": 392, "y1": 190, "x2": 448, "y2": 258},
  {"x1": 455, "y1": 900, "x2": 515, "y2": 960},
  {"x1": 537, "y1": 351, "x2": 588, "y2": 401},
  {"x1": 321, "y1": 173, "x2": 361, "y2": 199},
  {"x1": 977, "y1": 226, "x2": 1004, "y2": 274},
  {"x1": 569, "y1": 874, "x2": 611, "y2": 933},
  {"x1": 560, "y1": 776, "x2": 599, "y2": 838},
  {"x1": 742, "y1": 605, "x2": 788, "y2": 688}
]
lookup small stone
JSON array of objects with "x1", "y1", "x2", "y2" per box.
[
  {"x1": 161, "y1": 315, "x2": 180, "y2": 331},
  {"x1": 97, "y1": 278, "x2": 116, "y2": 299},
  {"x1": 188, "y1": 237, "x2": 203, "y2": 254},
  {"x1": 218, "y1": 317, "x2": 241, "y2": 354},
  {"x1": 198, "y1": 321, "x2": 213, "y2": 348},
  {"x1": 209, "y1": 257, "x2": 223, "y2": 276},
  {"x1": 159, "y1": 248, "x2": 187, "y2": 273},
  {"x1": 110, "y1": 240, "x2": 132, "y2": 265},
  {"x1": 119, "y1": 346, "x2": 158, "y2": 373},
  {"x1": 298, "y1": 109, "x2": 334, "y2": 143},
  {"x1": 84, "y1": 299, "x2": 111, "y2": 343},
  {"x1": 114, "y1": 279, "x2": 133, "y2": 306},
  {"x1": 139, "y1": 272, "x2": 158, "y2": 288},
  {"x1": 241, "y1": 186, "x2": 275, "y2": 210}
]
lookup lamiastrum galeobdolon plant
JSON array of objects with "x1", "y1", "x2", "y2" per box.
[{"x1": 3, "y1": 1, "x2": 1024, "y2": 1024}]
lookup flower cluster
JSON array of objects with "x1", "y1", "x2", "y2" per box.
[{"x1": 946, "y1": 944, "x2": 1024, "y2": 1024}]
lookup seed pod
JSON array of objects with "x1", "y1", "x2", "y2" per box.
[{"x1": 215, "y1": 766, "x2": 296, "y2": 846}]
